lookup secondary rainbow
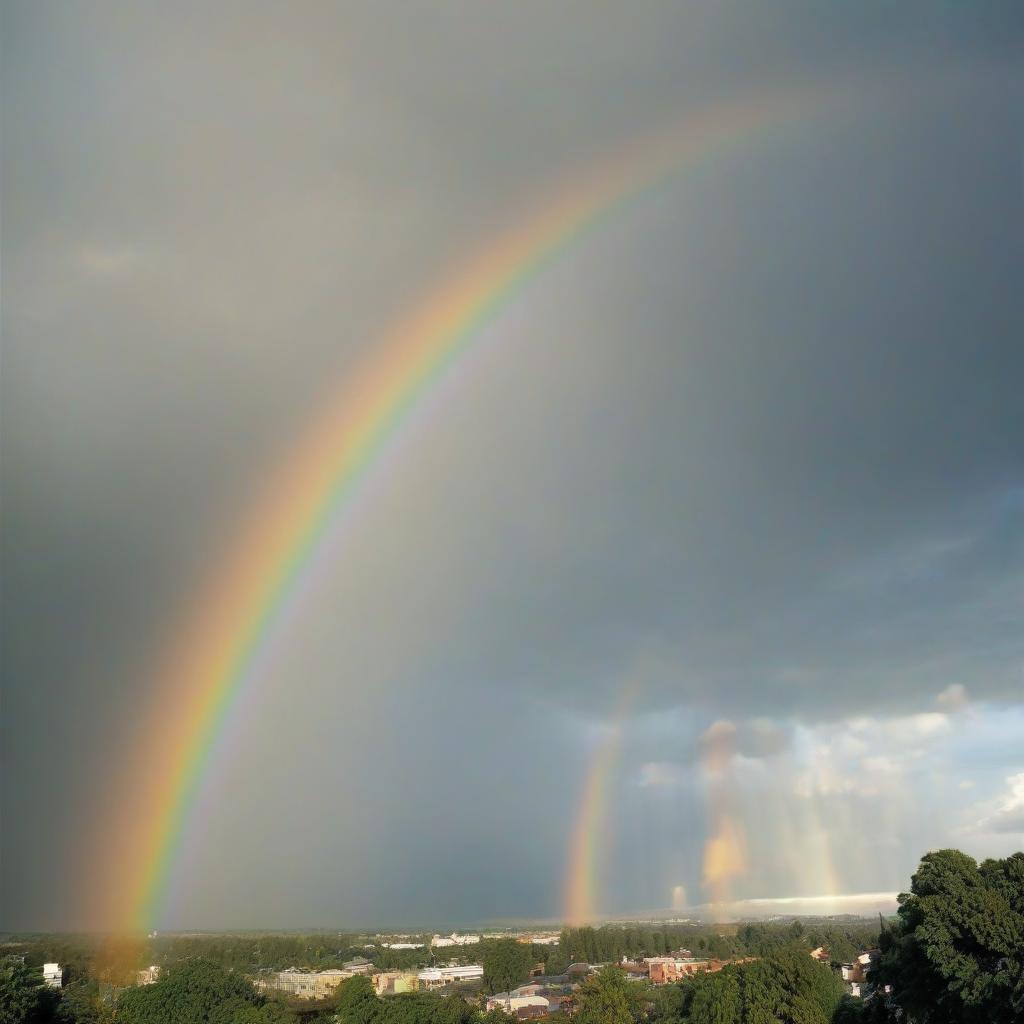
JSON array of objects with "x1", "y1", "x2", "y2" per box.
[
  {"x1": 103, "y1": 81, "x2": 855, "y2": 932},
  {"x1": 564, "y1": 679, "x2": 642, "y2": 925}
]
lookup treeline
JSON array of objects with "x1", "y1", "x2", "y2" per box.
[
  {"x1": 147, "y1": 933, "x2": 410, "y2": 971},
  {"x1": 555, "y1": 919, "x2": 879, "y2": 967},
  {"x1": 872, "y1": 849, "x2": 1023, "y2": 1024},
  {"x1": 644, "y1": 848, "x2": 1024, "y2": 1024},
  {"x1": 336, "y1": 976, "x2": 478, "y2": 1024},
  {"x1": 0, "y1": 938, "x2": 97, "y2": 990},
  {"x1": 648, "y1": 949, "x2": 847, "y2": 1024},
  {"x1": 141, "y1": 935, "x2": 546, "y2": 976}
]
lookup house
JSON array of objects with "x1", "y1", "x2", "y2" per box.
[
  {"x1": 810, "y1": 947, "x2": 830, "y2": 963},
  {"x1": 858, "y1": 950, "x2": 880, "y2": 972},
  {"x1": 566, "y1": 963, "x2": 592, "y2": 978},
  {"x1": 841, "y1": 951, "x2": 878, "y2": 986},
  {"x1": 619, "y1": 961, "x2": 649, "y2": 981},
  {"x1": 644, "y1": 957, "x2": 712, "y2": 985},
  {"x1": 431, "y1": 934, "x2": 480, "y2": 948},
  {"x1": 841, "y1": 951, "x2": 880, "y2": 995},
  {"x1": 373, "y1": 971, "x2": 419, "y2": 995},
  {"x1": 486, "y1": 995, "x2": 550, "y2": 1016},
  {"x1": 43, "y1": 964, "x2": 62, "y2": 989},
  {"x1": 261, "y1": 968, "x2": 351, "y2": 1000},
  {"x1": 516, "y1": 933, "x2": 561, "y2": 946},
  {"x1": 136, "y1": 966, "x2": 161, "y2": 986},
  {"x1": 343, "y1": 957, "x2": 375, "y2": 975},
  {"x1": 417, "y1": 965, "x2": 483, "y2": 989},
  {"x1": 511, "y1": 984, "x2": 545, "y2": 997}
]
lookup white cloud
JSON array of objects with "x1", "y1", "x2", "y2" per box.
[
  {"x1": 975, "y1": 772, "x2": 1024, "y2": 835},
  {"x1": 936, "y1": 683, "x2": 970, "y2": 713}
]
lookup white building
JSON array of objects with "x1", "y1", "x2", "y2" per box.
[
  {"x1": 137, "y1": 966, "x2": 161, "y2": 986},
  {"x1": 342, "y1": 958, "x2": 375, "y2": 975},
  {"x1": 486, "y1": 995, "x2": 550, "y2": 1015},
  {"x1": 261, "y1": 968, "x2": 352, "y2": 1000},
  {"x1": 383, "y1": 942, "x2": 424, "y2": 950},
  {"x1": 417, "y1": 965, "x2": 483, "y2": 989},
  {"x1": 431, "y1": 933, "x2": 480, "y2": 948},
  {"x1": 43, "y1": 964, "x2": 62, "y2": 989}
]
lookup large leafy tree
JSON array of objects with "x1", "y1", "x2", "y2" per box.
[
  {"x1": 876, "y1": 849, "x2": 1024, "y2": 1024},
  {"x1": 686, "y1": 968, "x2": 742, "y2": 1024},
  {"x1": 0, "y1": 956, "x2": 50, "y2": 1024},
  {"x1": 574, "y1": 966, "x2": 644, "y2": 1024},
  {"x1": 651, "y1": 946, "x2": 844, "y2": 1024},
  {"x1": 480, "y1": 940, "x2": 533, "y2": 995},
  {"x1": 114, "y1": 958, "x2": 281, "y2": 1024},
  {"x1": 54, "y1": 980, "x2": 109, "y2": 1024},
  {"x1": 335, "y1": 975, "x2": 380, "y2": 1024},
  {"x1": 334, "y1": 982, "x2": 475, "y2": 1024}
]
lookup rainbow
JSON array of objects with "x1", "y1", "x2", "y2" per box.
[
  {"x1": 564, "y1": 680, "x2": 641, "y2": 925},
  {"x1": 101, "y1": 79, "x2": 866, "y2": 932}
]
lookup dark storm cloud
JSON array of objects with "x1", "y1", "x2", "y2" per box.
[
  {"x1": 3, "y1": 2, "x2": 1023, "y2": 929},
  {"x1": 412, "y1": 99, "x2": 1024, "y2": 722}
]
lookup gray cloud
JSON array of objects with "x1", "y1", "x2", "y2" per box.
[{"x1": 3, "y1": 1, "x2": 1023, "y2": 930}]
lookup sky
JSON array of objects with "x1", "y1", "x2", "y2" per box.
[{"x1": 2, "y1": 2, "x2": 1024, "y2": 932}]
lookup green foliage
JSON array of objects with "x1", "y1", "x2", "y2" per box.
[
  {"x1": 480, "y1": 941, "x2": 532, "y2": 995},
  {"x1": 114, "y1": 958, "x2": 278, "y2": 1024},
  {"x1": 0, "y1": 956, "x2": 51, "y2": 1024},
  {"x1": 148, "y1": 935, "x2": 407, "y2": 972},
  {"x1": 687, "y1": 968, "x2": 741, "y2": 1024},
  {"x1": 54, "y1": 981, "x2": 109, "y2": 1024},
  {"x1": 336, "y1": 976, "x2": 380, "y2": 1024},
  {"x1": 478, "y1": 1009, "x2": 517, "y2": 1024},
  {"x1": 334, "y1": 977, "x2": 475, "y2": 1024},
  {"x1": 543, "y1": 946, "x2": 571, "y2": 977},
  {"x1": 555, "y1": 920, "x2": 879, "y2": 968},
  {"x1": 650, "y1": 947, "x2": 845, "y2": 1024},
  {"x1": 574, "y1": 966, "x2": 644, "y2": 1024},
  {"x1": 875, "y1": 849, "x2": 1024, "y2": 1024}
]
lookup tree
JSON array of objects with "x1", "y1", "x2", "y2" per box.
[
  {"x1": 875, "y1": 849, "x2": 1024, "y2": 1024},
  {"x1": 0, "y1": 956, "x2": 52, "y2": 1024},
  {"x1": 545, "y1": 947, "x2": 571, "y2": 977},
  {"x1": 55, "y1": 980, "x2": 109, "y2": 1024},
  {"x1": 650, "y1": 947, "x2": 844, "y2": 1024},
  {"x1": 686, "y1": 967, "x2": 741, "y2": 1024},
  {"x1": 573, "y1": 966, "x2": 642, "y2": 1024},
  {"x1": 478, "y1": 1009, "x2": 517, "y2": 1024},
  {"x1": 481, "y1": 941, "x2": 532, "y2": 995},
  {"x1": 115, "y1": 958, "x2": 276, "y2": 1024},
  {"x1": 336, "y1": 975, "x2": 381, "y2": 1024},
  {"x1": 431, "y1": 993, "x2": 473, "y2": 1024}
]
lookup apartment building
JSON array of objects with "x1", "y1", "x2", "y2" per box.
[
  {"x1": 417, "y1": 965, "x2": 483, "y2": 989},
  {"x1": 644, "y1": 957, "x2": 714, "y2": 985},
  {"x1": 373, "y1": 971, "x2": 420, "y2": 995},
  {"x1": 261, "y1": 968, "x2": 351, "y2": 1000}
]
